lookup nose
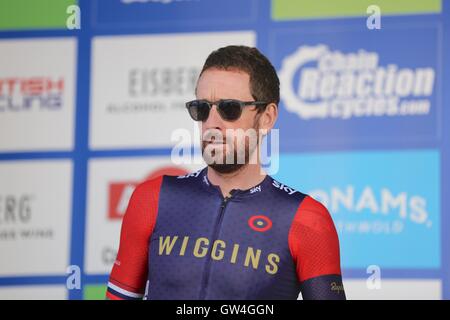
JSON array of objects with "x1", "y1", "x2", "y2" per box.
[{"x1": 203, "y1": 103, "x2": 224, "y2": 129}]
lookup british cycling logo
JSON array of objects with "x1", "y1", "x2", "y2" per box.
[
  {"x1": 279, "y1": 45, "x2": 435, "y2": 120},
  {"x1": 0, "y1": 77, "x2": 65, "y2": 112}
]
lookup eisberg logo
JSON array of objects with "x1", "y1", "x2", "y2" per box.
[
  {"x1": 106, "y1": 67, "x2": 198, "y2": 114},
  {"x1": 0, "y1": 193, "x2": 54, "y2": 240},
  {"x1": 279, "y1": 45, "x2": 435, "y2": 120}
]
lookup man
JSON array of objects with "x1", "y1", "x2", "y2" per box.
[{"x1": 106, "y1": 45, "x2": 346, "y2": 300}]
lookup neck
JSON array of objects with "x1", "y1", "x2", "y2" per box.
[{"x1": 207, "y1": 163, "x2": 267, "y2": 198}]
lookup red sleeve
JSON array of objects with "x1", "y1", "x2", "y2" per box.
[
  {"x1": 288, "y1": 195, "x2": 342, "y2": 283},
  {"x1": 106, "y1": 176, "x2": 163, "y2": 300}
]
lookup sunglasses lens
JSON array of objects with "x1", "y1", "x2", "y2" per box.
[
  {"x1": 218, "y1": 100, "x2": 242, "y2": 121},
  {"x1": 187, "y1": 100, "x2": 210, "y2": 121}
]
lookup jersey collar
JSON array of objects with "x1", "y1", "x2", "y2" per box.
[{"x1": 199, "y1": 166, "x2": 272, "y2": 199}]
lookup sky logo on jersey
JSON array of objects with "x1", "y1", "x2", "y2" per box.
[
  {"x1": 272, "y1": 25, "x2": 440, "y2": 146},
  {"x1": 249, "y1": 185, "x2": 261, "y2": 194},
  {"x1": 92, "y1": 0, "x2": 257, "y2": 28},
  {"x1": 272, "y1": 180, "x2": 297, "y2": 195},
  {"x1": 273, "y1": 150, "x2": 440, "y2": 269},
  {"x1": 177, "y1": 170, "x2": 202, "y2": 180}
]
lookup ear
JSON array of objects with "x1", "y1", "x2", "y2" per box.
[{"x1": 257, "y1": 103, "x2": 278, "y2": 134}]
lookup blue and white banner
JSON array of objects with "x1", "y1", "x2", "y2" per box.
[
  {"x1": 274, "y1": 150, "x2": 440, "y2": 269},
  {"x1": 271, "y1": 24, "x2": 441, "y2": 149}
]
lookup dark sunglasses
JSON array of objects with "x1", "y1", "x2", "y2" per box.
[{"x1": 185, "y1": 99, "x2": 268, "y2": 122}]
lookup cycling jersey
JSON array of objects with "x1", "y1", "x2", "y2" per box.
[{"x1": 106, "y1": 167, "x2": 346, "y2": 300}]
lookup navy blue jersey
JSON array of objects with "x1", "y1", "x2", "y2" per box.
[{"x1": 107, "y1": 167, "x2": 345, "y2": 300}]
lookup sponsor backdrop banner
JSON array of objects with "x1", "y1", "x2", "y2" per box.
[
  {"x1": 0, "y1": 0, "x2": 449, "y2": 300},
  {"x1": 271, "y1": 25, "x2": 440, "y2": 148}
]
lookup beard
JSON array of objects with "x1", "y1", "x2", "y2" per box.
[{"x1": 201, "y1": 122, "x2": 260, "y2": 175}]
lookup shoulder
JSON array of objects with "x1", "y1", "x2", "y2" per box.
[
  {"x1": 132, "y1": 174, "x2": 165, "y2": 199},
  {"x1": 133, "y1": 169, "x2": 205, "y2": 201},
  {"x1": 293, "y1": 195, "x2": 336, "y2": 233},
  {"x1": 134, "y1": 167, "x2": 203, "y2": 191},
  {"x1": 162, "y1": 168, "x2": 205, "y2": 186}
]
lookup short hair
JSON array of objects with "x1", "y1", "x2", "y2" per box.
[{"x1": 197, "y1": 45, "x2": 280, "y2": 112}]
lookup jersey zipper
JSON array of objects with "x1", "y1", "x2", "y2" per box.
[{"x1": 199, "y1": 195, "x2": 230, "y2": 299}]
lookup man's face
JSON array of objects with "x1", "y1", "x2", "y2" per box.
[{"x1": 195, "y1": 68, "x2": 262, "y2": 174}]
